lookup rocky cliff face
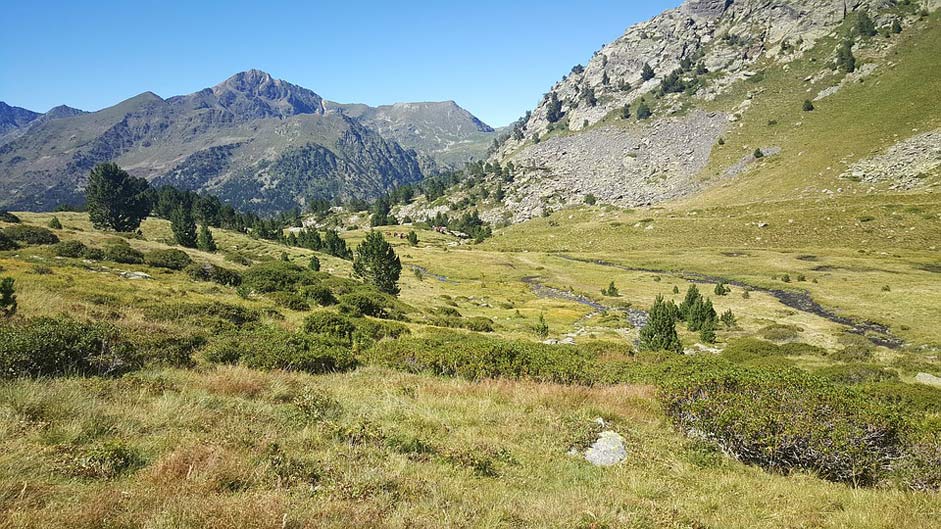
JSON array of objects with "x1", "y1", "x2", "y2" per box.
[
  {"x1": 0, "y1": 71, "x2": 489, "y2": 213},
  {"x1": 488, "y1": 0, "x2": 935, "y2": 221}
]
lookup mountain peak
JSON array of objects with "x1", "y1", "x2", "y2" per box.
[{"x1": 210, "y1": 69, "x2": 324, "y2": 118}]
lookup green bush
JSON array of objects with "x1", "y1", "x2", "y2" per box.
[
  {"x1": 862, "y1": 381, "x2": 941, "y2": 414},
  {"x1": 202, "y1": 325, "x2": 356, "y2": 374},
  {"x1": 366, "y1": 329, "x2": 598, "y2": 384},
  {"x1": 660, "y1": 363, "x2": 907, "y2": 485},
  {"x1": 338, "y1": 291, "x2": 395, "y2": 319},
  {"x1": 144, "y1": 248, "x2": 192, "y2": 270},
  {"x1": 3, "y1": 225, "x2": 59, "y2": 245},
  {"x1": 185, "y1": 262, "x2": 242, "y2": 286},
  {"x1": 55, "y1": 240, "x2": 88, "y2": 258},
  {"x1": 270, "y1": 291, "x2": 310, "y2": 311},
  {"x1": 429, "y1": 315, "x2": 494, "y2": 333},
  {"x1": 0, "y1": 211, "x2": 22, "y2": 223},
  {"x1": 816, "y1": 364, "x2": 899, "y2": 385},
  {"x1": 0, "y1": 317, "x2": 136, "y2": 377},
  {"x1": 891, "y1": 426, "x2": 941, "y2": 491},
  {"x1": 69, "y1": 440, "x2": 142, "y2": 479},
  {"x1": 0, "y1": 231, "x2": 17, "y2": 251},
  {"x1": 104, "y1": 244, "x2": 144, "y2": 264},
  {"x1": 303, "y1": 312, "x2": 358, "y2": 343},
  {"x1": 129, "y1": 331, "x2": 206, "y2": 368},
  {"x1": 82, "y1": 247, "x2": 105, "y2": 260},
  {"x1": 145, "y1": 301, "x2": 259, "y2": 327},
  {"x1": 299, "y1": 284, "x2": 336, "y2": 306},
  {"x1": 242, "y1": 261, "x2": 313, "y2": 293},
  {"x1": 721, "y1": 337, "x2": 825, "y2": 364}
]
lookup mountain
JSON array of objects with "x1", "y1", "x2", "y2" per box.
[
  {"x1": 469, "y1": 0, "x2": 941, "y2": 222},
  {"x1": 0, "y1": 102, "x2": 41, "y2": 136},
  {"x1": 0, "y1": 70, "x2": 493, "y2": 213},
  {"x1": 328, "y1": 100, "x2": 497, "y2": 168}
]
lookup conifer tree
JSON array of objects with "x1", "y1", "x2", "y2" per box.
[
  {"x1": 197, "y1": 224, "x2": 217, "y2": 252},
  {"x1": 48, "y1": 216, "x2": 62, "y2": 229},
  {"x1": 803, "y1": 99, "x2": 815, "y2": 112},
  {"x1": 546, "y1": 92, "x2": 564, "y2": 123},
  {"x1": 0, "y1": 277, "x2": 16, "y2": 317},
  {"x1": 837, "y1": 40, "x2": 856, "y2": 73},
  {"x1": 86, "y1": 162, "x2": 152, "y2": 232},
  {"x1": 407, "y1": 231, "x2": 419, "y2": 246},
  {"x1": 353, "y1": 231, "x2": 401, "y2": 295},
  {"x1": 641, "y1": 62, "x2": 655, "y2": 81},
  {"x1": 678, "y1": 285, "x2": 702, "y2": 319},
  {"x1": 636, "y1": 100, "x2": 652, "y2": 120},
  {"x1": 640, "y1": 295, "x2": 682, "y2": 353},
  {"x1": 171, "y1": 205, "x2": 197, "y2": 248},
  {"x1": 309, "y1": 255, "x2": 320, "y2": 272}
]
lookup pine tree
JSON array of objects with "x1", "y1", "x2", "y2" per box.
[
  {"x1": 636, "y1": 100, "x2": 652, "y2": 120},
  {"x1": 714, "y1": 283, "x2": 729, "y2": 296},
  {"x1": 171, "y1": 205, "x2": 197, "y2": 248},
  {"x1": 534, "y1": 314, "x2": 550, "y2": 338},
  {"x1": 855, "y1": 11, "x2": 877, "y2": 37},
  {"x1": 720, "y1": 309, "x2": 736, "y2": 328},
  {"x1": 754, "y1": 148, "x2": 764, "y2": 159},
  {"x1": 699, "y1": 317, "x2": 717, "y2": 343},
  {"x1": 641, "y1": 62, "x2": 655, "y2": 81},
  {"x1": 602, "y1": 281, "x2": 619, "y2": 297},
  {"x1": 546, "y1": 92, "x2": 564, "y2": 123},
  {"x1": 803, "y1": 99, "x2": 815, "y2": 112},
  {"x1": 407, "y1": 231, "x2": 419, "y2": 246},
  {"x1": 86, "y1": 162, "x2": 152, "y2": 232},
  {"x1": 280, "y1": 252, "x2": 290, "y2": 262},
  {"x1": 601, "y1": 70, "x2": 610, "y2": 85},
  {"x1": 891, "y1": 19, "x2": 902, "y2": 34},
  {"x1": 309, "y1": 255, "x2": 320, "y2": 272},
  {"x1": 621, "y1": 104, "x2": 631, "y2": 119},
  {"x1": 48, "y1": 216, "x2": 62, "y2": 229},
  {"x1": 323, "y1": 229, "x2": 352, "y2": 260},
  {"x1": 639, "y1": 295, "x2": 682, "y2": 353},
  {"x1": 678, "y1": 285, "x2": 703, "y2": 319},
  {"x1": 673, "y1": 285, "x2": 680, "y2": 294},
  {"x1": 837, "y1": 40, "x2": 856, "y2": 73},
  {"x1": 197, "y1": 224, "x2": 217, "y2": 252},
  {"x1": 353, "y1": 231, "x2": 402, "y2": 295},
  {"x1": 0, "y1": 277, "x2": 16, "y2": 317}
]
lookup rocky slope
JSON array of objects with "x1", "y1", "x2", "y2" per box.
[
  {"x1": 483, "y1": 0, "x2": 940, "y2": 221},
  {"x1": 0, "y1": 102, "x2": 41, "y2": 136},
  {"x1": 0, "y1": 70, "x2": 491, "y2": 213}
]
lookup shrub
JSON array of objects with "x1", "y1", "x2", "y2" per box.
[
  {"x1": 0, "y1": 317, "x2": 136, "y2": 377},
  {"x1": 660, "y1": 363, "x2": 908, "y2": 485},
  {"x1": 104, "y1": 244, "x2": 144, "y2": 264},
  {"x1": 203, "y1": 325, "x2": 355, "y2": 374},
  {"x1": 367, "y1": 330, "x2": 599, "y2": 384},
  {"x1": 721, "y1": 338, "x2": 824, "y2": 365},
  {"x1": 82, "y1": 247, "x2": 105, "y2": 261},
  {"x1": 144, "y1": 249, "x2": 192, "y2": 270},
  {"x1": 0, "y1": 211, "x2": 22, "y2": 223},
  {"x1": 803, "y1": 99, "x2": 815, "y2": 112},
  {"x1": 185, "y1": 262, "x2": 242, "y2": 286},
  {"x1": 145, "y1": 301, "x2": 259, "y2": 327},
  {"x1": 0, "y1": 231, "x2": 17, "y2": 251},
  {"x1": 429, "y1": 315, "x2": 495, "y2": 333},
  {"x1": 862, "y1": 382, "x2": 941, "y2": 414},
  {"x1": 300, "y1": 284, "x2": 336, "y2": 306},
  {"x1": 303, "y1": 312, "x2": 358, "y2": 343},
  {"x1": 48, "y1": 216, "x2": 63, "y2": 229},
  {"x1": 242, "y1": 261, "x2": 311, "y2": 293},
  {"x1": 816, "y1": 364, "x2": 899, "y2": 385},
  {"x1": 754, "y1": 148, "x2": 765, "y2": 159},
  {"x1": 3, "y1": 225, "x2": 59, "y2": 245},
  {"x1": 338, "y1": 291, "x2": 397, "y2": 319},
  {"x1": 55, "y1": 240, "x2": 88, "y2": 258},
  {"x1": 0, "y1": 277, "x2": 16, "y2": 317},
  {"x1": 757, "y1": 323, "x2": 802, "y2": 342},
  {"x1": 270, "y1": 292, "x2": 310, "y2": 311}
]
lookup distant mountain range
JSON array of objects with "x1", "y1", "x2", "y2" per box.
[{"x1": 0, "y1": 69, "x2": 497, "y2": 213}]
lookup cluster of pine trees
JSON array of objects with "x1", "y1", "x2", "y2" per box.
[
  {"x1": 283, "y1": 228, "x2": 352, "y2": 260},
  {"x1": 640, "y1": 284, "x2": 738, "y2": 353}
]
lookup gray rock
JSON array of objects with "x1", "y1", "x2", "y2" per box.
[
  {"x1": 120, "y1": 271, "x2": 152, "y2": 280},
  {"x1": 584, "y1": 430, "x2": 628, "y2": 467},
  {"x1": 915, "y1": 372, "x2": 941, "y2": 388}
]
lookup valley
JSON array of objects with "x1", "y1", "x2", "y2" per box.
[{"x1": 1, "y1": 0, "x2": 940, "y2": 527}]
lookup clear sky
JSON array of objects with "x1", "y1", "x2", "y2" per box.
[{"x1": 0, "y1": 0, "x2": 680, "y2": 126}]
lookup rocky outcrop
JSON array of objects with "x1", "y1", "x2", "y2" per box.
[{"x1": 841, "y1": 128, "x2": 941, "y2": 190}]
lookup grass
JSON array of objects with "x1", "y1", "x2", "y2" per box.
[{"x1": 3, "y1": 366, "x2": 940, "y2": 529}]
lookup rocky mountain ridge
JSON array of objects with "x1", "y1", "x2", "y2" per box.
[
  {"x1": 479, "y1": 0, "x2": 940, "y2": 221},
  {"x1": 0, "y1": 70, "x2": 493, "y2": 213}
]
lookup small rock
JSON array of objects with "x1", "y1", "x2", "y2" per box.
[
  {"x1": 585, "y1": 431, "x2": 627, "y2": 467},
  {"x1": 121, "y1": 271, "x2": 152, "y2": 280},
  {"x1": 915, "y1": 373, "x2": 941, "y2": 388}
]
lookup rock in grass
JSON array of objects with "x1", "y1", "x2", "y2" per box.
[
  {"x1": 915, "y1": 373, "x2": 941, "y2": 388},
  {"x1": 584, "y1": 430, "x2": 627, "y2": 467}
]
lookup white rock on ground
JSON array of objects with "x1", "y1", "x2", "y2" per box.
[
  {"x1": 584, "y1": 431, "x2": 628, "y2": 467},
  {"x1": 915, "y1": 372, "x2": 941, "y2": 388}
]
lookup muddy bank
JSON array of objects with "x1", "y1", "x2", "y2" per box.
[
  {"x1": 520, "y1": 276, "x2": 648, "y2": 329},
  {"x1": 558, "y1": 255, "x2": 904, "y2": 349}
]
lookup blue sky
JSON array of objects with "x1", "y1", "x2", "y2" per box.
[{"x1": 0, "y1": 0, "x2": 680, "y2": 126}]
